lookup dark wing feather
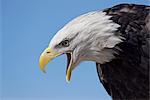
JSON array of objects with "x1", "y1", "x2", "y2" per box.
[{"x1": 96, "y1": 4, "x2": 150, "y2": 100}]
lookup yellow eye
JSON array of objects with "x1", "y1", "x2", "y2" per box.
[{"x1": 61, "y1": 40, "x2": 69, "y2": 47}]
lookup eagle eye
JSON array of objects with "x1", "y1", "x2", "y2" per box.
[{"x1": 60, "y1": 39, "x2": 69, "y2": 47}]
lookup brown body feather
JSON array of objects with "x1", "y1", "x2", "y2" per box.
[{"x1": 96, "y1": 4, "x2": 150, "y2": 100}]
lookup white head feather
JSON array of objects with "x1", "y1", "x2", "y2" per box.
[{"x1": 49, "y1": 11, "x2": 122, "y2": 68}]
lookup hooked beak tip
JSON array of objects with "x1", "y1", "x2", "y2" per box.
[{"x1": 41, "y1": 68, "x2": 46, "y2": 73}]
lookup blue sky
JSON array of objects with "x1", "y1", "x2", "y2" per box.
[{"x1": 1, "y1": 0, "x2": 149, "y2": 100}]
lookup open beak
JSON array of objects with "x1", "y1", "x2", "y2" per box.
[{"x1": 39, "y1": 47, "x2": 74, "y2": 82}]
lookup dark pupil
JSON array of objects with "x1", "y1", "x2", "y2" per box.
[{"x1": 62, "y1": 40, "x2": 69, "y2": 47}]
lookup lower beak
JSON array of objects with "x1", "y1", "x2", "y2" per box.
[
  {"x1": 66, "y1": 52, "x2": 73, "y2": 82},
  {"x1": 39, "y1": 47, "x2": 74, "y2": 82}
]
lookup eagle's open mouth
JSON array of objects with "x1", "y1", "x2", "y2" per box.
[
  {"x1": 39, "y1": 47, "x2": 74, "y2": 82},
  {"x1": 66, "y1": 52, "x2": 73, "y2": 82}
]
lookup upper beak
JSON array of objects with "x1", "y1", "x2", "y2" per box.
[
  {"x1": 39, "y1": 47, "x2": 60, "y2": 72},
  {"x1": 39, "y1": 47, "x2": 74, "y2": 82}
]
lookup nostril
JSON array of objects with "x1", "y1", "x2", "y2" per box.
[{"x1": 46, "y1": 52, "x2": 50, "y2": 53}]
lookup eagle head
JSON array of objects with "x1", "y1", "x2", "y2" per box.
[{"x1": 39, "y1": 11, "x2": 122, "y2": 82}]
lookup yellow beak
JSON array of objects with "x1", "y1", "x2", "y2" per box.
[
  {"x1": 39, "y1": 47, "x2": 73, "y2": 82},
  {"x1": 39, "y1": 47, "x2": 59, "y2": 72}
]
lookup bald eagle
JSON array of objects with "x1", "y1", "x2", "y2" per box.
[{"x1": 39, "y1": 4, "x2": 150, "y2": 100}]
